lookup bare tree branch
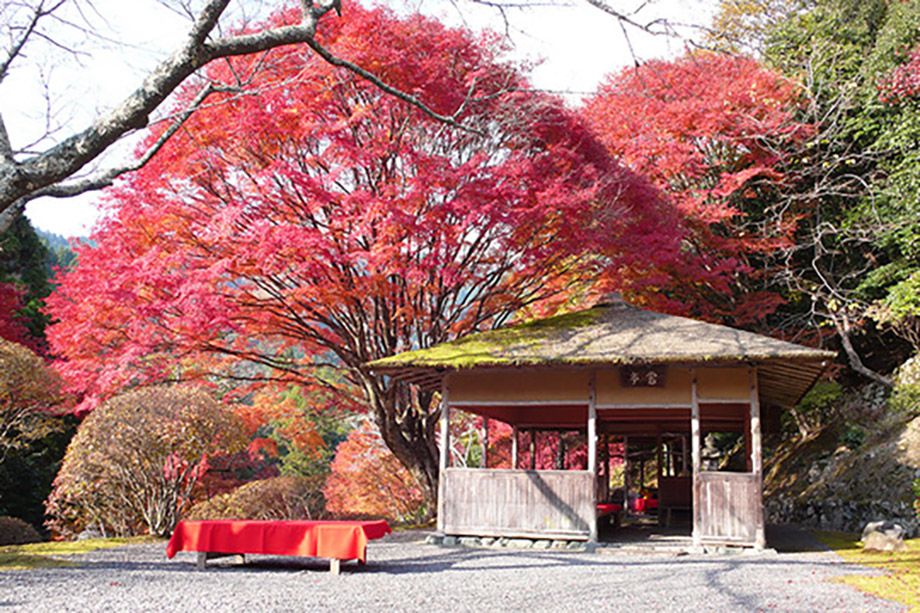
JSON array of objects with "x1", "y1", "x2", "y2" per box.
[
  {"x1": 829, "y1": 309, "x2": 894, "y2": 388},
  {"x1": 0, "y1": 0, "x2": 68, "y2": 83},
  {"x1": 0, "y1": 0, "x2": 466, "y2": 230},
  {"x1": 32, "y1": 81, "x2": 216, "y2": 199}
]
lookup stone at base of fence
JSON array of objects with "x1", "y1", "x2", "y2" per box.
[{"x1": 425, "y1": 534, "x2": 588, "y2": 551}]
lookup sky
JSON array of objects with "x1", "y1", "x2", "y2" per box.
[{"x1": 13, "y1": 0, "x2": 715, "y2": 237}]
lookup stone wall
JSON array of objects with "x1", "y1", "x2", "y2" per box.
[{"x1": 766, "y1": 494, "x2": 918, "y2": 537}]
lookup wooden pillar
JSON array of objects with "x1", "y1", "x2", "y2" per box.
[
  {"x1": 691, "y1": 369, "x2": 702, "y2": 547},
  {"x1": 623, "y1": 435, "x2": 630, "y2": 516},
  {"x1": 529, "y1": 430, "x2": 536, "y2": 470},
  {"x1": 588, "y1": 372, "x2": 598, "y2": 475},
  {"x1": 437, "y1": 375, "x2": 451, "y2": 534},
  {"x1": 750, "y1": 366, "x2": 766, "y2": 550},
  {"x1": 480, "y1": 417, "x2": 489, "y2": 469},
  {"x1": 744, "y1": 410, "x2": 753, "y2": 472},
  {"x1": 511, "y1": 425, "x2": 519, "y2": 469},
  {"x1": 600, "y1": 432, "x2": 610, "y2": 502},
  {"x1": 588, "y1": 371, "x2": 598, "y2": 542}
]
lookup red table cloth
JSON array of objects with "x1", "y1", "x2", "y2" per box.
[
  {"x1": 596, "y1": 503, "x2": 623, "y2": 516},
  {"x1": 166, "y1": 519, "x2": 391, "y2": 563}
]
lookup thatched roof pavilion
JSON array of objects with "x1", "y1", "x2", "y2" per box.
[
  {"x1": 368, "y1": 297, "x2": 835, "y2": 549},
  {"x1": 370, "y1": 296, "x2": 834, "y2": 409}
]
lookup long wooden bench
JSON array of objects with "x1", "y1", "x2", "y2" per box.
[{"x1": 166, "y1": 519, "x2": 391, "y2": 575}]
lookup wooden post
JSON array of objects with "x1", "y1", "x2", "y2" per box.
[
  {"x1": 480, "y1": 417, "x2": 489, "y2": 469},
  {"x1": 529, "y1": 430, "x2": 536, "y2": 470},
  {"x1": 605, "y1": 433, "x2": 611, "y2": 495},
  {"x1": 691, "y1": 369, "x2": 702, "y2": 547},
  {"x1": 437, "y1": 375, "x2": 451, "y2": 534},
  {"x1": 588, "y1": 371, "x2": 598, "y2": 542},
  {"x1": 623, "y1": 435, "x2": 630, "y2": 517},
  {"x1": 750, "y1": 366, "x2": 766, "y2": 550},
  {"x1": 511, "y1": 425, "x2": 519, "y2": 469},
  {"x1": 588, "y1": 372, "x2": 598, "y2": 476},
  {"x1": 744, "y1": 408, "x2": 753, "y2": 472}
]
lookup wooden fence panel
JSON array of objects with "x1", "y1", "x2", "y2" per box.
[
  {"x1": 443, "y1": 468, "x2": 593, "y2": 540},
  {"x1": 696, "y1": 472, "x2": 761, "y2": 546}
]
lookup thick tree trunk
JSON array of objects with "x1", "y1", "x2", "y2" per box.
[{"x1": 360, "y1": 373, "x2": 440, "y2": 521}]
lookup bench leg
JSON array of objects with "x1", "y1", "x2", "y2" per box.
[
  {"x1": 196, "y1": 552, "x2": 245, "y2": 569},
  {"x1": 330, "y1": 558, "x2": 341, "y2": 575}
]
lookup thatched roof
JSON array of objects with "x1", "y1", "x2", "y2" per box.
[{"x1": 367, "y1": 298, "x2": 836, "y2": 409}]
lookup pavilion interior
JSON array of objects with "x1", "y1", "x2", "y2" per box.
[{"x1": 462, "y1": 402, "x2": 763, "y2": 542}]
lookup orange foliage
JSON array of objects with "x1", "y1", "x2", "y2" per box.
[{"x1": 324, "y1": 421, "x2": 424, "y2": 523}]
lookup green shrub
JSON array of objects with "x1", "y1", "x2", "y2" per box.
[
  {"x1": 889, "y1": 383, "x2": 920, "y2": 418},
  {"x1": 0, "y1": 516, "x2": 42, "y2": 546},
  {"x1": 186, "y1": 475, "x2": 326, "y2": 522},
  {"x1": 914, "y1": 478, "x2": 920, "y2": 520},
  {"x1": 840, "y1": 424, "x2": 867, "y2": 450}
]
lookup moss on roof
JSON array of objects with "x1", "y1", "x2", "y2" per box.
[{"x1": 368, "y1": 302, "x2": 835, "y2": 371}]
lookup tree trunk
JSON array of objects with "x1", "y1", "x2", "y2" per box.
[{"x1": 360, "y1": 373, "x2": 440, "y2": 521}]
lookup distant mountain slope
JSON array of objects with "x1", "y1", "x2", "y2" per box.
[{"x1": 35, "y1": 228, "x2": 77, "y2": 274}]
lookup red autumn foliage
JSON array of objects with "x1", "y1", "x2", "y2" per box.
[
  {"x1": 323, "y1": 421, "x2": 425, "y2": 523},
  {"x1": 0, "y1": 283, "x2": 41, "y2": 353},
  {"x1": 583, "y1": 53, "x2": 809, "y2": 325},
  {"x1": 879, "y1": 44, "x2": 920, "y2": 104},
  {"x1": 45, "y1": 5, "x2": 671, "y2": 509}
]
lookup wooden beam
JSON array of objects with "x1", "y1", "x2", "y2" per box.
[
  {"x1": 437, "y1": 374, "x2": 451, "y2": 534},
  {"x1": 691, "y1": 369, "x2": 702, "y2": 548},
  {"x1": 511, "y1": 425, "x2": 519, "y2": 469},
  {"x1": 750, "y1": 366, "x2": 766, "y2": 550}
]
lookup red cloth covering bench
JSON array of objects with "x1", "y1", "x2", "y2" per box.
[
  {"x1": 166, "y1": 519, "x2": 391, "y2": 574},
  {"x1": 596, "y1": 502, "x2": 623, "y2": 516}
]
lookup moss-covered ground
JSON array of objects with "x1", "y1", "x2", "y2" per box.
[
  {"x1": 0, "y1": 536, "x2": 159, "y2": 571},
  {"x1": 816, "y1": 530, "x2": 920, "y2": 611}
]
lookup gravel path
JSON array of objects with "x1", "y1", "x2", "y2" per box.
[{"x1": 0, "y1": 530, "x2": 904, "y2": 612}]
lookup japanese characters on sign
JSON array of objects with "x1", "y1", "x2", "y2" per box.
[{"x1": 620, "y1": 365, "x2": 666, "y2": 388}]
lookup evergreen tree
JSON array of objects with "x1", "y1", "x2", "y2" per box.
[{"x1": 0, "y1": 213, "x2": 52, "y2": 348}]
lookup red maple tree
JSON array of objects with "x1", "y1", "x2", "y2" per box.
[
  {"x1": 583, "y1": 53, "x2": 809, "y2": 325},
  {"x1": 323, "y1": 421, "x2": 425, "y2": 523},
  {"x1": 46, "y1": 5, "x2": 671, "y2": 514},
  {"x1": 0, "y1": 283, "x2": 34, "y2": 348},
  {"x1": 879, "y1": 44, "x2": 920, "y2": 104}
]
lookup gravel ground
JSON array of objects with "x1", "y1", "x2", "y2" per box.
[{"x1": 0, "y1": 529, "x2": 904, "y2": 612}]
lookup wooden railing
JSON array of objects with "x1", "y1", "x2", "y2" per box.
[
  {"x1": 443, "y1": 468, "x2": 594, "y2": 540},
  {"x1": 696, "y1": 471, "x2": 762, "y2": 545}
]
